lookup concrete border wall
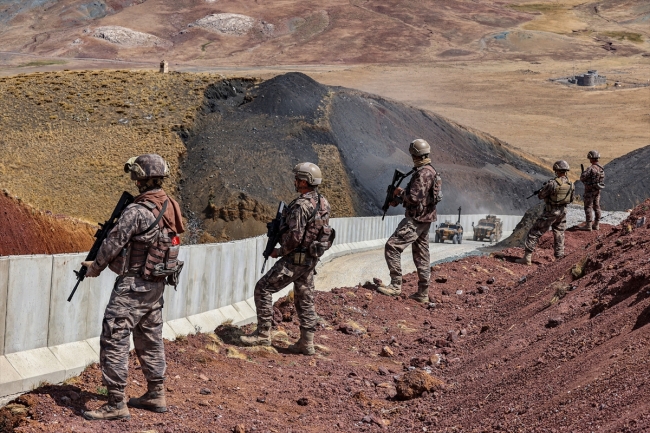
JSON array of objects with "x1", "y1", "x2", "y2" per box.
[{"x1": 0, "y1": 213, "x2": 521, "y2": 399}]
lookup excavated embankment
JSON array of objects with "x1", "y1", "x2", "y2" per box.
[
  {"x1": 180, "y1": 72, "x2": 552, "y2": 242},
  {"x1": 5, "y1": 200, "x2": 650, "y2": 432},
  {"x1": 0, "y1": 190, "x2": 95, "y2": 256}
]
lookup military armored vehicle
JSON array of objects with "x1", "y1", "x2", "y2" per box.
[
  {"x1": 434, "y1": 207, "x2": 464, "y2": 244},
  {"x1": 472, "y1": 215, "x2": 502, "y2": 243}
]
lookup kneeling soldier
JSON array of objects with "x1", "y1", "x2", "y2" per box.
[
  {"x1": 241, "y1": 163, "x2": 332, "y2": 355},
  {"x1": 517, "y1": 160, "x2": 574, "y2": 265},
  {"x1": 82, "y1": 154, "x2": 184, "y2": 420}
]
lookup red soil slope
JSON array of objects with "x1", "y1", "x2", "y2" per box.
[
  {"x1": 0, "y1": 191, "x2": 95, "y2": 256},
  {"x1": 2, "y1": 201, "x2": 650, "y2": 432}
]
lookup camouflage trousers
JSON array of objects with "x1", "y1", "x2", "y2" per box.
[
  {"x1": 254, "y1": 255, "x2": 318, "y2": 331},
  {"x1": 524, "y1": 205, "x2": 567, "y2": 258},
  {"x1": 583, "y1": 189, "x2": 601, "y2": 223},
  {"x1": 100, "y1": 276, "x2": 166, "y2": 395},
  {"x1": 385, "y1": 218, "x2": 431, "y2": 290}
]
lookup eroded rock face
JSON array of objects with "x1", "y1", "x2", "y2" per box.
[
  {"x1": 395, "y1": 370, "x2": 444, "y2": 400},
  {"x1": 92, "y1": 26, "x2": 172, "y2": 47}
]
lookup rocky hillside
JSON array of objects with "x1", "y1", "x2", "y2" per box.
[
  {"x1": 4, "y1": 201, "x2": 650, "y2": 432},
  {"x1": 180, "y1": 72, "x2": 553, "y2": 242},
  {"x1": 0, "y1": 190, "x2": 95, "y2": 256}
]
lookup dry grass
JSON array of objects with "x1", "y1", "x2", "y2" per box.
[
  {"x1": 601, "y1": 31, "x2": 644, "y2": 43},
  {"x1": 0, "y1": 70, "x2": 222, "y2": 223}
]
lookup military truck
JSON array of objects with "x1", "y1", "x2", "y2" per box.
[
  {"x1": 472, "y1": 215, "x2": 502, "y2": 243},
  {"x1": 434, "y1": 207, "x2": 464, "y2": 244}
]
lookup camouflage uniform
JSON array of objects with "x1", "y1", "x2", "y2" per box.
[
  {"x1": 253, "y1": 190, "x2": 331, "y2": 331},
  {"x1": 524, "y1": 176, "x2": 574, "y2": 258},
  {"x1": 580, "y1": 163, "x2": 605, "y2": 226},
  {"x1": 92, "y1": 192, "x2": 169, "y2": 401},
  {"x1": 385, "y1": 165, "x2": 440, "y2": 290}
]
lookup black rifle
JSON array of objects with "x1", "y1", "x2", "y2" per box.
[
  {"x1": 67, "y1": 191, "x2": 134, "y2": 302},
  {"x1": 581, "y1": 164, "x2": 585, "y2": 174},
  {"x1": 526, "y1": 187, "x2": 543, "y2": 199},
  {"x1": 261, "y1": 201, "x2": 287, "y2": 273},
  {"x1": 382, "y1": 168, "x2": 414, "y2": 220}
]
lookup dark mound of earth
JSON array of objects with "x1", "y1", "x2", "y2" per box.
[
  {"x1": 575, "y1": 144, "x2": 650, "y2": 211},
  {"x1": 0, "y1": 190, "x2": 95, "y2": 256},
  {"x1": 180, "y1": 72, "x2": 552, "y2": 242}
]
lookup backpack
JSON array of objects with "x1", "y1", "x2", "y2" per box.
[{"x1": 301, "y1": 194, "x2": 336, "y2": 259}]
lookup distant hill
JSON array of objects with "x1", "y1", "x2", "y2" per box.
[{"x1": 0, "y1": 0, "x2": 647, "y2": 66}]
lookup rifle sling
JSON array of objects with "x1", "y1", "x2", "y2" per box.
[{"x1": 134, "y1": 200, "x2": 168, "y2": 237}]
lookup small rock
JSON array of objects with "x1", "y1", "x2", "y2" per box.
[
  {"x1": 166, "y1": 387, "x2": 174, "y2": 393},
  {"x1": 395, "y1": 370, "x2": 444, "y2": 400},
  {"x1": 480, "y1": 325, "x2": 490, "y2": 333},
  {"x1": 364, "y1": 292, "x2": 373, "y2": 301},
  {"x1": 455, "y1": 290, "x2": 463, "y2": 295},
  {"x1": 198, "y1": 400, "x2": 210, "y2": 407},
  {"x1": 199, "y1": 374, "x2": 209, "y2": 381},
  {"x1": 378, "y1": 366, "x2": 390, "y2": 376},
  {"x1": 339, "y1": 320, "x2": 367, "y2": 335},
  {"x1": 297, "y1": 397, "x2": 309, "y2": 406},
  {"x1": 460, "y1": 328, "x2": 467, "y2": 336},
  {"x1": 447, "y1": 330, "x2": 459, "y2": 342},
  {"x1": 380, "y1": 346, "x2": 395, "y2": 357},
  {"x1": 441, "y1": 289, "x2": 450, "y2": 296},
  {"x1": 200, "y1": 388, "x2": 212, "y2": 395},
  {"x1": 362, "y1": 415, "x2": 373, "y2": 423},
  {"x1": 60, "y1": 396, "x2": 71, "y2": 405},
  {"x1": 427, "y1": 302, "x2": 436, "y2": 309},
  {"x1": 256, "y1": 396, "x2": 266, "y2": 403},
  {"x1": 428, "y1": 354, "x2": 441, "y2": 366},
  {"x1": 68, "y1": 391, "x2": 80, "y2": 401},
  {"x1": 435, "y1": 276, "x2": 448, "y2": 283},
  {"x1": 410, "y1": 357, "x2": 428, "y2": 368},
  {"x1": 373, "y1": 277, "x2": 383, "y2": 286},
  {"x1": 487, "y1": 277, "x2": 495, "y2": 284},
  {"x1": 233, "y1": 424, "x2": 246, "y2": 433},
  {"x1": 546, "y1": 317, "x2": 563, "y2": 328},
  {"x1": 477, "y1": 286, "x2": 488, "y2": 294},
  {"x1": 519, "y1": 276, "x2": 527, "y2": 284}
]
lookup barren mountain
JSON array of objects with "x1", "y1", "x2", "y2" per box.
[{"x1": 0, "y1": 0, "x2": 647, "y2": 65}]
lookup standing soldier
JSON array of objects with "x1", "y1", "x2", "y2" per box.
[
  {"x1": 241, "y1": 163, "x2": 332, "y2": 355},
  {"x1": 377, "y1": 139, "x2": 441, "y2": 303},
  {"x1": 82, "y1": 154, "x2": 184, "y2": 420},
  {"x1": 516, "y1": 160, "x2": 574, "y2": 265},
  {"x1": 580, "y1": 150, "x2": 605, "y2": 231}
]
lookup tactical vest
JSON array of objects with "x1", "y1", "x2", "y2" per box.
[
  {"x1": 546, "y1": 178, "x2": 574, "y2": 206},
  {"x1": 110, "y1": 201, "x2": 183, "y2": 286}
]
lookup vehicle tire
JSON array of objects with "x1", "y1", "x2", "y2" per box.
[
  {"x1": 458, "y1": 236, "x2": 463, "y2": 244},
  {"x1": 490, "y1": 234, "x2": 495, "y2": 243},
  {"x1": 435, "y1": 233, "x2": 440, "y2": 243},
  {"x1": 473, "y1": 234, "x2": 477, "y2": 241},
  {"x1": 452, "y1": 235, "x2": 458, "y2": 244}
]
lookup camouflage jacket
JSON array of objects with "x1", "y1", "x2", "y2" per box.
[
  {"x1": 580, "y1": 163, "x2": 605, "y2": 191},
  {"x1": 279, "y1": 190, "x2": 331, "y2": 256},
  {"x1": 401, "y1": 164, "x2": 439, "y2": 223},
  {"x1": 94, "y1": 194, "x2": 161, "y2": 273},
  {"x1": 538, "y1": 176, "x2": 574, "y2": 208}
]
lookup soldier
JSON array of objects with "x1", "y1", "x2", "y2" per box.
[
  {"x1": 377, "y1": 139, "x2": 441, "y2": 303},
  {"x1": 516, "y1": 160, "x2": 574, "y2": 265},
  {"x1": 241, "y1": 162, "x2": 332, "y2": 355},
  {"x1": 81, "y1": 154, "x2": 184, "y2": 420},
  {"x1": 579, "y1": 150, "x2": 605, "y2": 231}
]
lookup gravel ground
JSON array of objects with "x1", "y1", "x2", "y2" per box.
[{"x1": 564, "y1": 203, "x2": 629, "y2": 228}]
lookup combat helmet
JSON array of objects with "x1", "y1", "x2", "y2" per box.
[
  {"x1": 587, "y1": 150, "x2": 600, "y2": 159},
  {"x1": 124, "y1": 154, "x2": 170, "y2": 180},
  {"x1": 293, "y1": 162, "x2": 322, "y2": 186},
  {"x1": 409, "y1": 139, "x2": 430, "y2": 157},
  {"x1": 552, "y1": 160, "x2": 570, "y2": 172}
]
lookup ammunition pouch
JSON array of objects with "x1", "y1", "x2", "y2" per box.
[{"x1": 292, "y1": 248, "x2": 313, "y2": 267}]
